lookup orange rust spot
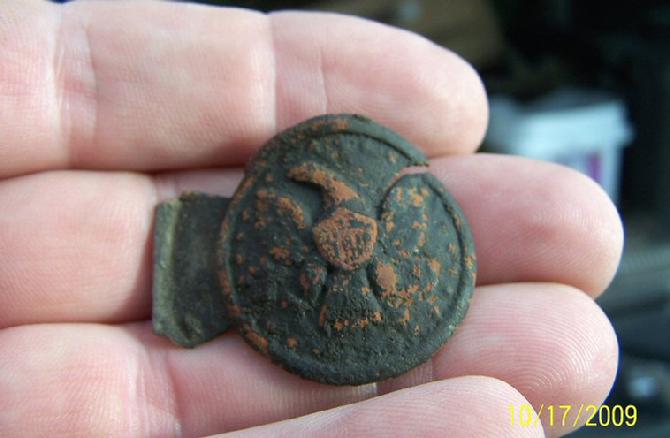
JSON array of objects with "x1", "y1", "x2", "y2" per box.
[
  {"x1": 464, "y1": 255, "x2": 475, "y2": 270},
  {"x1": 328, "y1": 319, "x2": 351, "y2": 330},
  {"x1": 265, "y1": 174, "x2": 274, "y2": 182},
  {"x1": 448, "y1": 243, "x2": 457, "y2": 255},
  {"x1": 220, "y1": 271, "x2": 232, "y2": 297},
  {"x1": 395, "y1": 188, "x2": 403, "y2": 202},
  {"x1": 248, "y1": 266, "x2": 258, "y2": 275},
  {"x1": 288, "y1": 163, "x2": 358, "y2": 206},
  {"x1": 427, "y1": 296, "x2": 439, "y2": 305},
  {"x1": 227, "y1": 304, "x2": 241, "y2": 318},
  {"x1": 407, "y1": 284, "x2": 420, "y2": 294},
  {"x1": 270, "y1": 247, "x2": 290, "y2": 262},
  {"x1": 408, "y1": 188, "x2": 425, "y2": 207},
  {"x1": 417, "y1": 232, "x2": 426, "y2": 248},
  {"x1": 312, "y1": 348, "x2": 321, "y2": 355},
  {"x1": 235, "y1": 254, "x2": 245, "y2": 265},
  {"x1": 375, "y1": 262, "x2": 398, "y2": 297},
  {"x1": 357, "y1": 318, "x2": 369, "y2": 328},
  {"x1": 313, "y1": 208, "x2": 378, "y2": 271},
  {"x1": 287, "y1": 337, "x2": 298, "y2": 349},
  {"x1": 411, "y1": 221, "x2": 426, "y2": 230},
  {"x1": 412, "y1": 265, "x2": 421, "y2": 276},
  {"x1": 232, "y1": 176, "x2": 255, "y2": 207},
  {"x1": 372, "y1": 311, "x2": 383, "y2": 322},
  {"x1": 399, "y1": 308, "x2": 411, "y2": 325},
  {"x1": 361, "y1": 286, "x2": 372, "y2": 296},
  {"x1": 311, "y1": 120, "x2": 327, "y2": 130},
  {"x1": 220, "y1": 219, "x2": 230, "y2": 240},
  {"x1": 333, "y1": 118, "x2": 349, "y2": 130},
  {"x1": 276, "y1": 196, "x2": 306, "y2": 229},
  {"x1": 244, "y1": 327, "x2": 268, "y2": 354},
  {"x1": 429, "y1": 259, "x2": 442, "y2": 276},
  {"x1": 319, "y1": 305, "x2": 328, "y2": 327},
  {"x1": 382, "y1": 211, "x2": 396, "y2": 232}
]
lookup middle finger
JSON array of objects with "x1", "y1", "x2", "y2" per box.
[{"x1": 0, "y1": 154, "x2": 622, "y2": 327}]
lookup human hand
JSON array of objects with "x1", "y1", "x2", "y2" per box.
[{"x1": 0, "y1": 1, "x2": 623, "y2": 437}]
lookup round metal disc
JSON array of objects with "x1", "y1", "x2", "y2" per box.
[{"x1": 218, "y1": 114, "x2": 476, "y2": 385}]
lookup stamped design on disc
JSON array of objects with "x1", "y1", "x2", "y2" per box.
[{"x1": 218, "y1": 114, "x2": 476, "y2": 385}]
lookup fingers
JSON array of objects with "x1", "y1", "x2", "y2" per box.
[
  {"x1": 0, "y1": 155, "x2": 622, "y2": 327},
  {"x1": 0, "y1": 0, "x2": 486, "y2": 178},
  {"x1": 433, "y1": 153, "x2": 623, "y2": 296},
  {"x1": 216, "y1": 377, "x2": 541, "y2": 438},
  {"x1": 0, "y1": 283, "x2": 615, "y2": 437},
  {"x1": 0, "y1": 323, "x2": 376, "y2": 438},
  {"x1": 0, "y1": 168, "x2": 242, "y2": 327},
  {"x1": 433, "y1": 284, "x2": 618, "y2": 438}
]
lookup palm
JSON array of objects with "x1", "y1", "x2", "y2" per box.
[{"x1": 0, "y1": 2, "x2": 622, "y2": 437}]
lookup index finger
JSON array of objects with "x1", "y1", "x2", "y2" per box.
[{"x1": 0, "y1": 0, "x2": 487, "y2": 178}]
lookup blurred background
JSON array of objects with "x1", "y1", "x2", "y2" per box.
[{"x1": 59, "y1": 0, "x2": 670, "y2": 435}]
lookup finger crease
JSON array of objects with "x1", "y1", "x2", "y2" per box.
[
  {"x1": 161, "y1": 351, "x2": 184, "y2": 436},
  {"x1": 80, "y1": 19, "x2": 99, "y2": 169},
  {"x1": 52, "y1": 5, "x2": 69, "y2": 167},
  {"x1": 317, "y1": 43, "x2": 329, "y2": 114},
  {"x1": 267, "y1": 14, "x2": 279, "y2": 134}
]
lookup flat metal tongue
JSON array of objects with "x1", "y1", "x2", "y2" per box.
[{"x1": 152, "y1": 192, "x2": 231, "y2": 348}]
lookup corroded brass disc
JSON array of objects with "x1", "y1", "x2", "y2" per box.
[{"x1": 218, "y1": 114, "x2": 476, "y2": 385}]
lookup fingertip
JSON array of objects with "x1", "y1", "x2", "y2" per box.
[
  {"x1": 431, "y1": 154, "x2": 624, "y2": 296},
  {"x1": 270, "y1": 11, "x2": 488, "y2": 157},
  {"x1": 433, "y1": 283, "x2": 618, "y2": 438}
]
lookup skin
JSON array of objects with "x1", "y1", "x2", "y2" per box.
[{"x1": 0, "y1": 1, "x2": 623, "y2": 437}]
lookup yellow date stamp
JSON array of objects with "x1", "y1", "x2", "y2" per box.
[{"x1": 509, "y1": 403, "x2": 638, "y2": 428}]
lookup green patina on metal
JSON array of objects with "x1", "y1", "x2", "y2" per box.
[
  {"x1": 152, "y1": 193, "x2": 231, "y2": 347},
  {"x1": 152, "y1": 114, "x2": 477, "y2": 385}
]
